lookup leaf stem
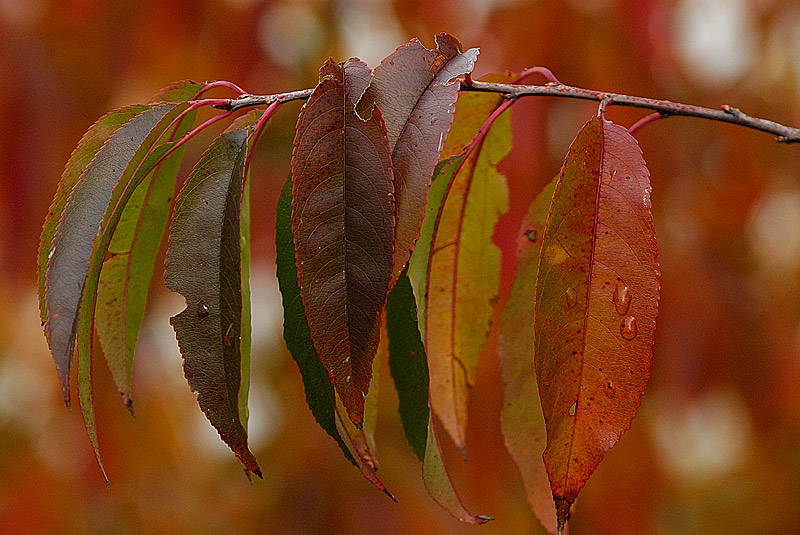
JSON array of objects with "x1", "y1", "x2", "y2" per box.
[{"x1": 627, "y1": 112, "x2": 667, "y2": 136}]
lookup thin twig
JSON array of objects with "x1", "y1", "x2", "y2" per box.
[{"x1": 219, "y1": 79, "x2": 800, "y2": 143}]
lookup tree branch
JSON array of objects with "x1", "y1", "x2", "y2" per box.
[{"x1": 218, "y1": 79, "x2": 800, "y2": 143}]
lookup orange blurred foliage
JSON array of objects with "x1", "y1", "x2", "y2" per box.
[{"x1": 2, "y1": 1, "x2": 800, "y2": 534}]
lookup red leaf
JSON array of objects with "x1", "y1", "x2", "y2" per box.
[
  {"x1": 291, "y1": 58, "x2": 395, "y2": 426},
  {"x1": 534, "y1": 117, "x2": 659, "y2": 530},
  {"x1": 365, "y1": 33, "x2": 479, "y2": 283},
  {"x1": 165, "y1": 129, "x2": 260, "y2": 476}
]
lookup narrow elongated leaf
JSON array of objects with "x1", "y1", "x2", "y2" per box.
[
  {"x1": 386, "y1": 270, "x2": 490, "y2": 524},
  {"x1": 291, "y1": 58, "x2": 395, "y2": 426},
  {"x1": 165, "y1": 129, "x2": 260, "y2": 476},
  {"x1": 275, "y1": 179, "x2": 355, "y2": 465},
  {"x1": 408, "y1": 107, "x2": 510, "y2": 451},
  {"x1": 499, "y1": 176, "x2": 562, "y2": 535},
  {"x1": 44, "y1": 103, "x2": 178, "y2": 406},
  {"x1": 95, "y1": 80, "x2": 203, "y2": 408},
  {"x1": 364, "y1": 33, "x2": 479, "y2": 282},
  {"x1": 534, "y1": 117, "x2": 659, "y2": 530},
  {"x1": 278, "y1": 178, "x2": 392, "y2": 496}
]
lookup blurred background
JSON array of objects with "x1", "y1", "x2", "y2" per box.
[{"x1": 2, "y1": 0, "x2": 800, "y2": 533}]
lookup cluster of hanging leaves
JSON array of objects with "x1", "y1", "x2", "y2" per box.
[{"x1": 39, "y1": 33, "x2": 660, "y2": 534}]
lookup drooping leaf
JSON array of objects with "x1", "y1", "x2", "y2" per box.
[
  {"x1": 277, "y1": 179, "x2": 393, "y2": 496},
  {"x1": 95, "y1": 80, "x2": 203, "y2": 409},
  {"x1": 407, "y1": 103, "x2": 511, "y2": 452},
  {"x1": 386, "y1": 269, "x2": 490, "y2": 524},
  {"x1": 43, "y1": 103, "x2": 180, "y2": 406},
  {"x1": 165, "y1": 128, "x2": 260, "y2": 476},
  {"x1": 363, "y1": 33, "x2": 479, "y2": 282},
  {"x1": 386, "y1": 269, "x2": 429, "y2": 461},
  {"x1": 534, "y1": 116, "x2": 659, "y2": 531},
  {"x1": 291, "y1": 58, "x2": 395, "y2": 426},
  {"x1": 275, "y1": 179, "x2": 355, "y2": 466},
  {"x1": 499, "y1": 175, "x2": 562, "y2": 535}
]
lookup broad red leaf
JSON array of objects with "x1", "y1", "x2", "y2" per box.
[
  {"x1": 291, "y1": 58, "x2": 395, "y2": 426},
  {"x1": 534, "y1": 116, "x2": 659, "y2": 531},
  {"x1": 364, "y1": 33, "x2": 479, "y2": 283},
  {"x1": 165, "y1": 129, "x2": 260, "y2": 477},
  {"x1": 408, "y1": 106, "x2": 510, "y2": 452},
  {"x1": 499, "y1": 176, "x2": 563, "y2": 535},
  {"x1": 43, "y1": 103, "x2": 179, "y2": 406}
]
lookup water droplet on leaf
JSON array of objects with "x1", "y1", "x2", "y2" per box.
[
  {"x1": 565, "y1": 287, "x2": 577, "y2": 309},
  {"x1": 620, "y1": 316, "x2": 637, "y2": 340},
  {"x1": 197, "y1": 303, "x2": 210, "y2": 319},
  {"x1": 612, "y1": 284, "x2": 631, "y2": 315}
]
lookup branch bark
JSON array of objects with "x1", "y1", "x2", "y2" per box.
[{"x1": 218, "y1": 78, "x2": 800, "y2": 143}]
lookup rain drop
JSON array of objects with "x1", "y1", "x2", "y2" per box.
[
  {"x1": 565, "y1": 287, "x2": 577, "y2": 310},
  {"x1": 568, "y1": 400, "x2": 577, "y2": 416},
  {"x1": 346, "y1": 375, "x2": 351, "y2": 383},
  {"x1": 612, "y1": 284, "x2": 631, "y2": 316},
  {"x1": 620, "y1": 316, "x2": 638, "y2": 340},
  {"x1": 197, "y1": 303, "x2": 210, "y2": 319}
]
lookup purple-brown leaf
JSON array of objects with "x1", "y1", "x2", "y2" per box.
[
  {"x1": 165, "y1": 129, "x2": 260, "y2": 476},
  {"x1": 291, "y1": 58, "x2": 395, "y2": 426},
  {"x1": 365, "y1": 33, "x2": 479, "y2": 282}
]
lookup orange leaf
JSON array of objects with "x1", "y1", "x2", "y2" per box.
[{"x1": 534, "y1": 116, "x2": 659, "y2": 532}]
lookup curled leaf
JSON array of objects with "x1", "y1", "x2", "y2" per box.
[{"x1": 165, "y1": 129, "x2": 260, "y2": 476}]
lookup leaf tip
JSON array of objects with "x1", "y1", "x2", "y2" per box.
[
  {"x1": 476, "y1": 515, "x2": 494, "y2": 524},
  {"x1": 252, "y1": 467, "x2": 263, "y2": 479},
  {"x1": 555, "y1": 498, "x2": 571, "y2": 535}
]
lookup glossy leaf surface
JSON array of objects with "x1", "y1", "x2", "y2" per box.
[
  {"x1": 165, "y1": 129, "x2": 260, "y2": 476},
  {"x1": 534, "y1": 117, "x2": 659, "y2": 529},
  {"x1": 291, "y1": 58, "x2": 395, "y2": 426},
  {"x1": 365, "y1": 33, "x2": 479, "y2": 282}
]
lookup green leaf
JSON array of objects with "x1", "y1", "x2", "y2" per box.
[
  {"x1": 534, "y1": 117, "x2": 659, "y2": 531},
  {"x1": 386, "y1": 269, "x2": 490, "y2": 523},
  {"x1": 275, "y1": 178, "x2": 355, "y2": 466},
  {"x1": 499, "y1": 175, "x2": 560, "y2": 535},
  {"x1": 44, "y1": 103, "x2": 179, "y2": 406},
  {"x1": 290, "y1": 58, "x2": 395, "y2": 426},
  {"x1": 95, "y1": 80, "x2": 203, "y2": 409},
  {"x1": 165, "y1": 129, "x2": 261, "y2": 477}
]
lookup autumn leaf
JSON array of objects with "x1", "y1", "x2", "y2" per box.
[
  {"x1": 407, "y1": 100, "x2": 510, "y2": 452},
  {"x1": 95, "y1": 80, "x2": 203, "y2": 409},
  {"x1": 291, "y1": 58, "x2": 395, "y2": 426},
  {"x1": 534, "y1": 116, "x2": 659, "y2": 532},
  {"x1": 499, "y1": 175, "x2": 562, "y2": 535},
  {"x1": 277, "y1": 179, "x2": 394, "y2": 497},
  {"x1": 386, "y1": 270, "x2": 490, "y2": 524},
  {"x1": 165, "y1": 128, "x2": 260, "y2": 477},
  {"x1": 362, "y1": 33, "x2": 479, "y2": 283},
  {"x1": 42, "y1": 103, "x2": 181, "y2": 406}
]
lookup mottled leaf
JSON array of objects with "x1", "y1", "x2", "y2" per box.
[
  {"x1": 275, "y1": 179, "x2": 355, "y2": 466},
  {"x1": 499, "y1": 175, "x2": 562, "y2": 535},
  {"x1": 364, "y1": 33, "x2": 479, "y2": 282},
  {"x1": 165, "y1": 129, "x2": 260, "y2": 476},
  {"x1": 386, "y1": 269, "x2": 490, "y2": 523},
  {"x1": 95, "y1": 80, "x2": 203, "y2": 408},
  {"x1": 291, "y1": 58, "x2": 395, "y2": 426},
  {"x1": 408, "y1": 105, "x2": 511, "y2": 451},
  {"x1": 534, "y1": 117, "x2": 659, "y2": 531},
  {"x1": 43, "y1": 103, "x2": 179, "y2": 406}
]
